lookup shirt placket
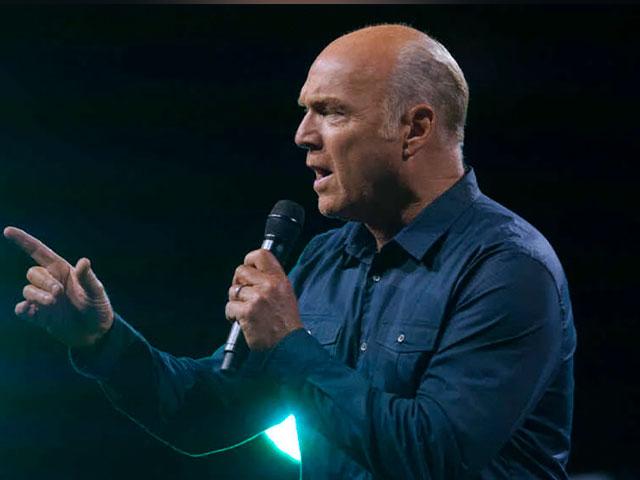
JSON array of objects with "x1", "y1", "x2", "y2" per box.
[{"x1": 354, "y1": 254, "x2": 384, "y2": 371}]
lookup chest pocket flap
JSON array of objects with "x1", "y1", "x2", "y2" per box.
[
  {"x1": 375, "y1": 322, "x2": 439, "y2": 353},
  {"x1": 301, "y1": 314, "x2": 341, "y2": 346}
]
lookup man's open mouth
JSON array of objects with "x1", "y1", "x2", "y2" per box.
[
  {"x1": 313, "y1": 166, "x2": 333, "y2": 180},
  {"x1": 311, "y1": 166, "x2": 333, "y2": 191}
]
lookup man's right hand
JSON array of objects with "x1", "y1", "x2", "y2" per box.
[{"x1": 3, "y1": 226, "x2": 114, "y2": 348}]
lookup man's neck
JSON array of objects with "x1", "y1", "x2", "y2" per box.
[{"x1": 365, "y1": 169, "x2": 465, "y2": 251}]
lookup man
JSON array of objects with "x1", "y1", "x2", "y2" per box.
[{"x1": 4, "y1": 24, "x2": 575, "y2": 479}]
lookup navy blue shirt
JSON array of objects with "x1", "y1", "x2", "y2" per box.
[{"x1": 72, "y1": 168, "x2": 576, "y2": 479}]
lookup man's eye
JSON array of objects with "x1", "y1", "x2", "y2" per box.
[
  {"x1": 321, "y1": 108, "x2": 343, "y2": 117},
  {"x1": 301, "y1": 104, "x2": 344, "y2": 117}
]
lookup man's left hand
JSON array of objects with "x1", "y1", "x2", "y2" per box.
[{"x1": 225, "y1": 249, "x2": 303, "y2": 351}]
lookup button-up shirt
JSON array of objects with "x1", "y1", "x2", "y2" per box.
[{"x1": 73, "y1": 168, "x2": 576, "y2": 479}]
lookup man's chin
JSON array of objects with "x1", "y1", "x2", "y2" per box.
[{"x1": 317, "y1": 198, "x2": 351, "y2": 222}]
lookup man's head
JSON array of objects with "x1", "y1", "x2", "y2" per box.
[
  {"x1": 295, "y1": 24, "x2": 468, "y2": 224},
  {"x1": 380, "y1": 28, "x2": 468, "y2": 145}
]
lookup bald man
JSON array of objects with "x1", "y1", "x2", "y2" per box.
[{"x1": 5, "y1": 25, "x2": 575, "y2": 479}]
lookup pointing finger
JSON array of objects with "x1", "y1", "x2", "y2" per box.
[{"x1": 4, "y1": 226, "x2": 68, "y2": 268}]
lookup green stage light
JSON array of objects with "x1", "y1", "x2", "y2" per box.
[{"x1": 264, "y1": 415, "x2": 301, "y2": 462}]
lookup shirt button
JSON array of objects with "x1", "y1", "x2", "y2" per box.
[
  {"x1": 360, "y1": 341, "x2": 368, "y2": 352},
  {"x1": 372, "y1": 274, "x2": 381, "y2": 283},
  {"x1": 397, "y1": 334, "x2": 405, "y2": 343}
]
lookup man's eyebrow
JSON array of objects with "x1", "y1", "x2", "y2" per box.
[{"x1": 297, "y1": 97, "x2": 346, "y2": 109}]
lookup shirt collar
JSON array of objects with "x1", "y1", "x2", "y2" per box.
[{"x1": 344, "y1": 167, "x2": 481, "y2": 263}]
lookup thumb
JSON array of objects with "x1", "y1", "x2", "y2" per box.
[{"x1": 75, "y1": 258, "x2": 104, "y2": 298}]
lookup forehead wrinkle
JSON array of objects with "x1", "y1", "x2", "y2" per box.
[{"x1": 300, "y1": 59, "x2": 388, "y2": 109}]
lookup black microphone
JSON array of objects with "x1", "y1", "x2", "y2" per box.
[{"x1": 221, "y1": 200, "x2": 305, "y2": 371}]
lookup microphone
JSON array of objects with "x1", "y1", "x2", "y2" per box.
[{"x1": 221, "y1": 200, "x2": 305, "y2": 371}]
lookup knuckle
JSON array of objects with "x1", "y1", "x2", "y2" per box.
[
  {"x1": 264, "y1": 279, "x2": 278, "y2": 294},
  {"x1": 245, "y1": 301, "x2": 257, "y2": 317},
  {"x1": 51, "y1": 284, "x2": 62, "y2": 298},
  {"x1": 277, "y1": 281, "x2": 290, "y2": 296},
  {"x1": 260, "y1": 289, "x2": 272, "y2": 303},
  {"x1": 249, "y1": 291, "x2": 262, "y2": 305}
]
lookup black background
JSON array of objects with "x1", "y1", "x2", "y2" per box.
[{"x1": 0, "y1": 5, "x2": 637, "y2": 479}]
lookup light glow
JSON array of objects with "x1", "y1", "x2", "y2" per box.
[{"x1": 264, "y1": 414, "x2": 301, "y2": 462}]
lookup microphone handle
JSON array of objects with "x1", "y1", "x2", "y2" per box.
[
  {"x1": 221, "y1": 238, "x2": 289, "y2": 372},
  {"x1": 221, "y1": 322, "x2": 242, "y2": 371}
]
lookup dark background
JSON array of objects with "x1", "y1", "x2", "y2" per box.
[{"x1": 0, "y1": 5, "x2": 637, "y2": 479}]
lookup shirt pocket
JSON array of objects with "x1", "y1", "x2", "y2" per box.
[
  {"x1": 301, "y1": 313, "x2": 342, "y2": 358},
  {"x1": 373, "y1": 322, "x2": 439, "y2": 396}
]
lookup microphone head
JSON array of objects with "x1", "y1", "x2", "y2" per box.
[{"x1": 264, "y1": 200, "x2": 305, "y2": 243}]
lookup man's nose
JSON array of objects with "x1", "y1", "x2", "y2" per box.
[{"x1": 294, "y1": 112, "x2": 321, "y2": 151}]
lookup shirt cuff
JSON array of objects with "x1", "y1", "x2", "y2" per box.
[
  {"x1": 68, "y1": 313, "x2": 144, "y2": 381},
  {"x1": 263, "y1": 327, "x2": 331, "y2": 387}
]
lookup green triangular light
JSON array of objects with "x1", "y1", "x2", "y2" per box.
[{"x1": 264, "y1": 414, "x2": 301, "y2": 462}]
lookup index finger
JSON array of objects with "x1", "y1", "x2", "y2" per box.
[
  {"x1": 3, "y1": 226, "x2": 68, "y2": 267},
  {"x1": 244, "y1": 249, "x2": 284, "y2": 274}
]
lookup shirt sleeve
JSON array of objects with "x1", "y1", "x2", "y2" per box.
[
  {"x1": 66, "y1": 233, "x2": 329, "y2": 457},
  {"x1": 69, "y1": 314, "x2": 289, "y2": 456},
  {"x1": 262, "y1": 251, "x2": 566, "y2": 479}
]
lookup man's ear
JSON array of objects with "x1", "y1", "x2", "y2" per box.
[{"x1": 402, "y1": 104, "x2": 435, "y2": 159}]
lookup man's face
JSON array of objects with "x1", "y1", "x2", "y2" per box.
[{"x1": 295, "y1": 52, "x2": 404, "y2": 221}]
